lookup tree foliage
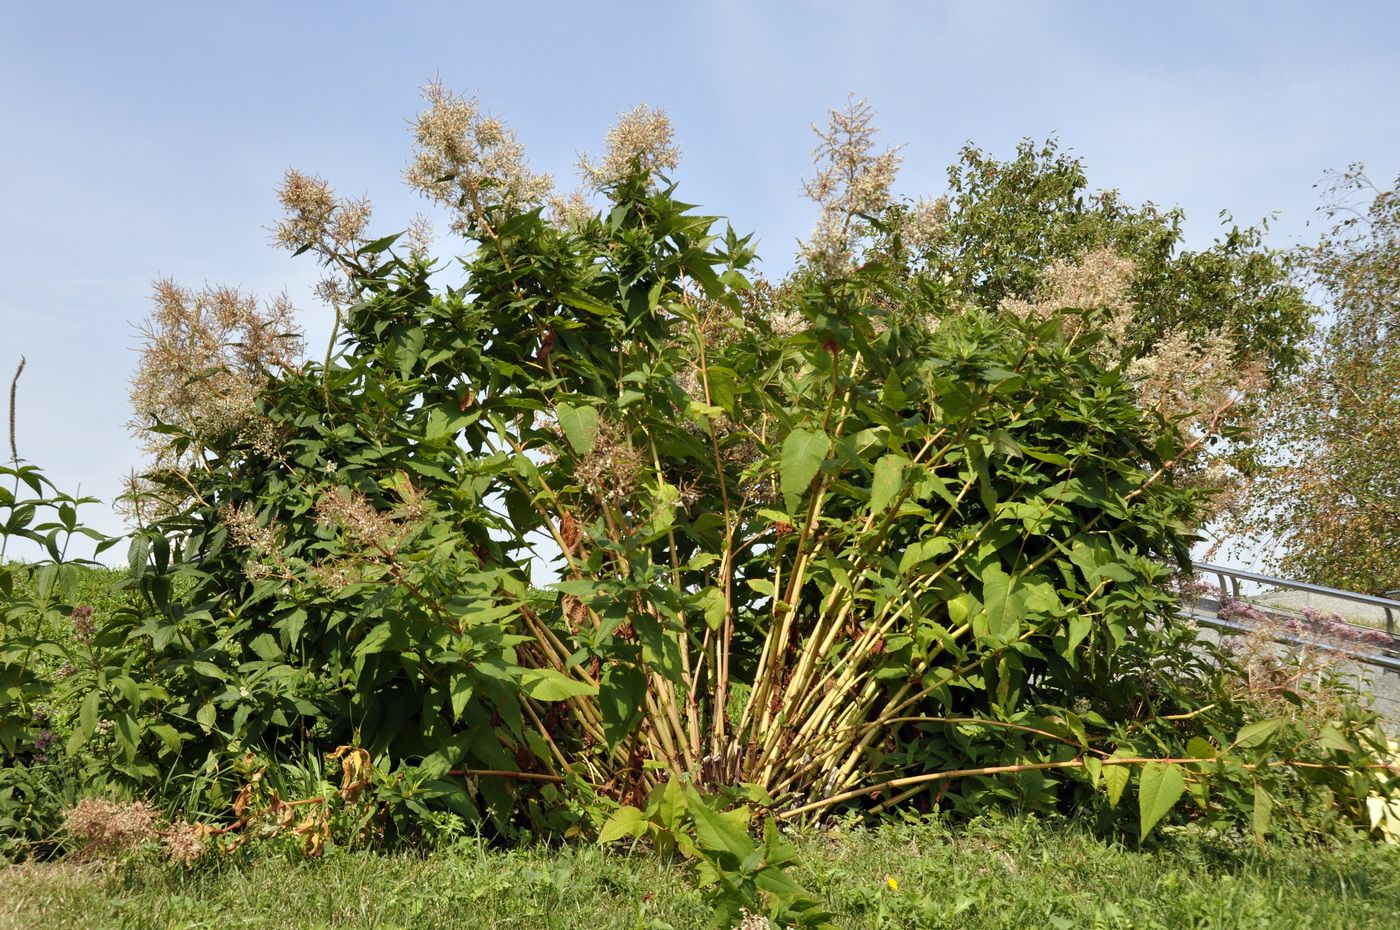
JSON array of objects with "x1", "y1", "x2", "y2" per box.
[
  {"x1": 916, "y1": 138, "x2": 1314, "y2": 380},
  {"x1": 1248, "y1": 168, "x2": 1400, "y2": 594}
]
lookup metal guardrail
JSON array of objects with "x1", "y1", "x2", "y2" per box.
[
  {"x1": 1182, "y1": 562, "x2": 1400, "y2": 673},
  {"x1": 1195, "y1": 562, "x2": 1400, "y2": 637}
]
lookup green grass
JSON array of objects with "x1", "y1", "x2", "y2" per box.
[{"x1": 4, "y1": 817, "x2": 1399, "y2": 930}]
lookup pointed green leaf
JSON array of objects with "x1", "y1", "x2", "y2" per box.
[
  {"x1": 1233, "y1": 718, "x2": 1285, "y2": 749},
  {"x1": 1252, "y1": 782, "x2": 1273, "y2": 841},
  {"x1": 1138, "y1": 762, "x2": 1187, "y2": 840},
  {"x1": 67, "y1": 690, "x2": 100, "y2": 754},
  {"x1": 869, "y1": 454, "x2": 907, "y2": 514},
  {"x1": 898, "y1": 536, "x2": 952, "y2": 575},
  {"x1": 980, "y1": 564, "x2": 1025, "y2": 646},
  {"x1": 1103, "y1": 749, "x2": 1134, "y2": 807},
  {"x1": 520, "y1": 668, "x2": 597, "y2": 701},
  {"x1": 556, "y1": 403, "x2": 601, "y2": 455},
  {"x1": 598, "y1": 805, "x2": 647, "y2": 844},
  {"x1": 780, "y1": 428, "x2": 830, "y2": 513}
]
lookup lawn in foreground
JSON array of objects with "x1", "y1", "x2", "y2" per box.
[{"x1": 4, "y1": 816, "x2": 1398, "y2": 929}]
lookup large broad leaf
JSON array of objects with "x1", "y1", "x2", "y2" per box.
[
  {"x1": 780, "y1": 427, "x2": 830, "y2": 513},
  {"x1": 686, "y1": 790, "x2": 756, "y2": 862},
  {"x1": 599, "y1": 665, "x2": 647, "y2": 749},
  {"x1": 555, "y1": 403, "x2": 600, "y2": 455},
  {"x1": 898, "y1": 536, "x2": 952, "y2": 575},
  {"x1": 519, "y1": 668, "x2": 597, "y2": 701},
  {"x1": 704, "y1": 365, "x2": 739, "y2": 412},
  {"x1": 1252, "y1": 782, "x2": 1273, "y2": 841},
  {"x1": 597, "y1": 805, "x2": 647, "y2": 843},
  {"x1": 979, "y1": 564, "x2": 1026, "y2": 646},
  {"x1": 869, "y1": 453, "x2": 907, "y2": 514},
  {"x1": 1138, "y1": 762, "x2": 1187, "y2": 840},
  {"x1": 1232, "y1": 718, "x2": 1285, "y2": 749}
]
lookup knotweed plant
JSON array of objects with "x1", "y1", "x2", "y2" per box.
[{"x1": 60, "y1": 87, "x2": 1395, "y2": 874}]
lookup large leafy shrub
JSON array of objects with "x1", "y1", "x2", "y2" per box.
[{"x1": 3, "y1": 95, "x2": 1396, "y2": 889}]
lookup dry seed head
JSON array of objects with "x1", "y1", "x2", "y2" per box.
[
  {"x1": 1127, "y1": 327, "x2": 1263, "y2": 436},
  {"x1": 801, "y1": 96, "x2": 903, "y2": 274},
  {"x1": 579, "y1": 103, "x2": 680, "y2": 190},
  {"x1": 220, "y1": 502, "x2": 295, "y2": 580},
  {"x1": 307, "y1": 557, "x2": 371, "y2": 589},
  {"x1": 316, "y1": 486, "x2": 404, "y2": 549},
  {"x1": 274, "y1": 169, "x2": 374, "y2": 307},
  {"x1": 222, "y1": 503, "x2": 280, "y2": 557},
  {"x1": 1001, "y1": 247, "x2": 1137, "y2": 349},
  {"x1": 900, "y1": 196, "x2": 949, "y2": 253},
  {"x1": 129, "y1": 279, "x2": 302, "y2": 493},
  {"x1": 407, "y1": 80, "x2": 552, "y2": 235},
  {"x1": 162, "y1": 819, "x2": 209, "y2": 865},
  {"x1": 734, "y1": 911, "x2": 772, "y2": 930},
  {"x1": 63, "y1": 798, "x2": 159, "y2": 856},
  {"x1": 547, "y1": 188, "x2": 596, "y2": 229},
  {"x1": 405, "y1": 213, "x2": 435, "y2": 261},
  {"x1": 573, "y1": 419, "x2": 644, "y2": 505}
]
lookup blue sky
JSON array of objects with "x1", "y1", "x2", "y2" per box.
[{"x1": 2, "y1": 1, "x2": 1397, "y2": 556}]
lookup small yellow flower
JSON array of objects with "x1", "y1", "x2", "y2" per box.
[{"x1": 885, "y1": 875, "x2": 899, "y2": 892}]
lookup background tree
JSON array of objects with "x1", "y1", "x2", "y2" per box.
[
  {"x1": 1247, "y1": 168, "x2": 1400, "y2": 594},
  {"x1": 790, "y1": 110, "x2": 1314, "y2": 528},
  {"x1": 915, "y1": 138, "x2": 1314, "y2": 381}
]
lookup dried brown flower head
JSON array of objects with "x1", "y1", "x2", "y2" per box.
[
  {"x1": 547, "y1": 188, "x2": 596, "y2": 230},
  {"x1": 162, "y1": 819, "x2": 210, "y2": 865},
  {"x1": 274, "y1": 168, "x2": 374, "y2": 308},
  {"x1": 63, "y1": 797, "x2": 159, "y2": 857},
  {"x1": 573, "y1": 418, "x2": 645, "y2": 506},
  {"x1": 1001, "y1": 247, "x2": 1137, "y2": 349},
  {"x1": 316, "y1": 486, "x2": 412, "y2": 553}
]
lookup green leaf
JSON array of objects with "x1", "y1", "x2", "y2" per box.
[
  {"x1": 190, "y1": 660, "x2": 228, "y2": 681},
  {"x1": 747, "y1": 578, "x2": 776, "y2": 597},
  {"x1": 979, "y1": 563, "x2": 1025, "y2": 646},
  {"x1": 449, "y1": 673, "x2": 473, "y2": 720},
  {"x1": 704, "y1": 365, "x2": 739, "y2": 412},
  {"x1": 149, "y1": 724, "x2": 183, "y2": 754},
  {"x1": 1252, "y1": 782, "x2": 1273, "y2": 841},
  {"x1": 1103, "y1": 749, "x2": 1133, "y2": 807},
  {"x1": 1233, "y1": 718, "x2": 1285, "y2": 749},
  {"x1": 519, "y1": 668, "x2": 597, "y2": 701},
  {"x1": 780, "y1": 428, "x2": 830, "y2": 513},
  {"x1": 686, "y1": 791, "x2": 755, "y2": 861},
  {"x1": 597, "y1": 805, "x2": 646, "y2": 843},
  {"x1": 1138, "y1": 762, "x2": 1187, "y2": 840},
  {"x1": 599, "y1": 665, "x2": 646, "y2": 750},
  {"x1": 67, "y1": 691, "x2": 100, "y2": 754},
  {"x1": 556, "y1": 403, "x2": 601, "y2": 455},
  {"x1": 869, "y1": 454, "x2": 907, "y2": 514},
  {"x1": 898, "y1": 536, "x2": 952, "y2": 575},
  {"x1": 697, "y1": 587, "x2": 726, "y2": 631},
  {"x1": 1185, "y1": 737, "x2": 1217, "y2": 760},
  {"x1": 1316, "y1": 723, "x2": 1354, "y2": 753},
  {"x1": 1066, "y1": 613, "x2": 1091, "y2": 652},
  {"x1": 127, "y1": 535, "x2": 150, "y2": 576}
]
